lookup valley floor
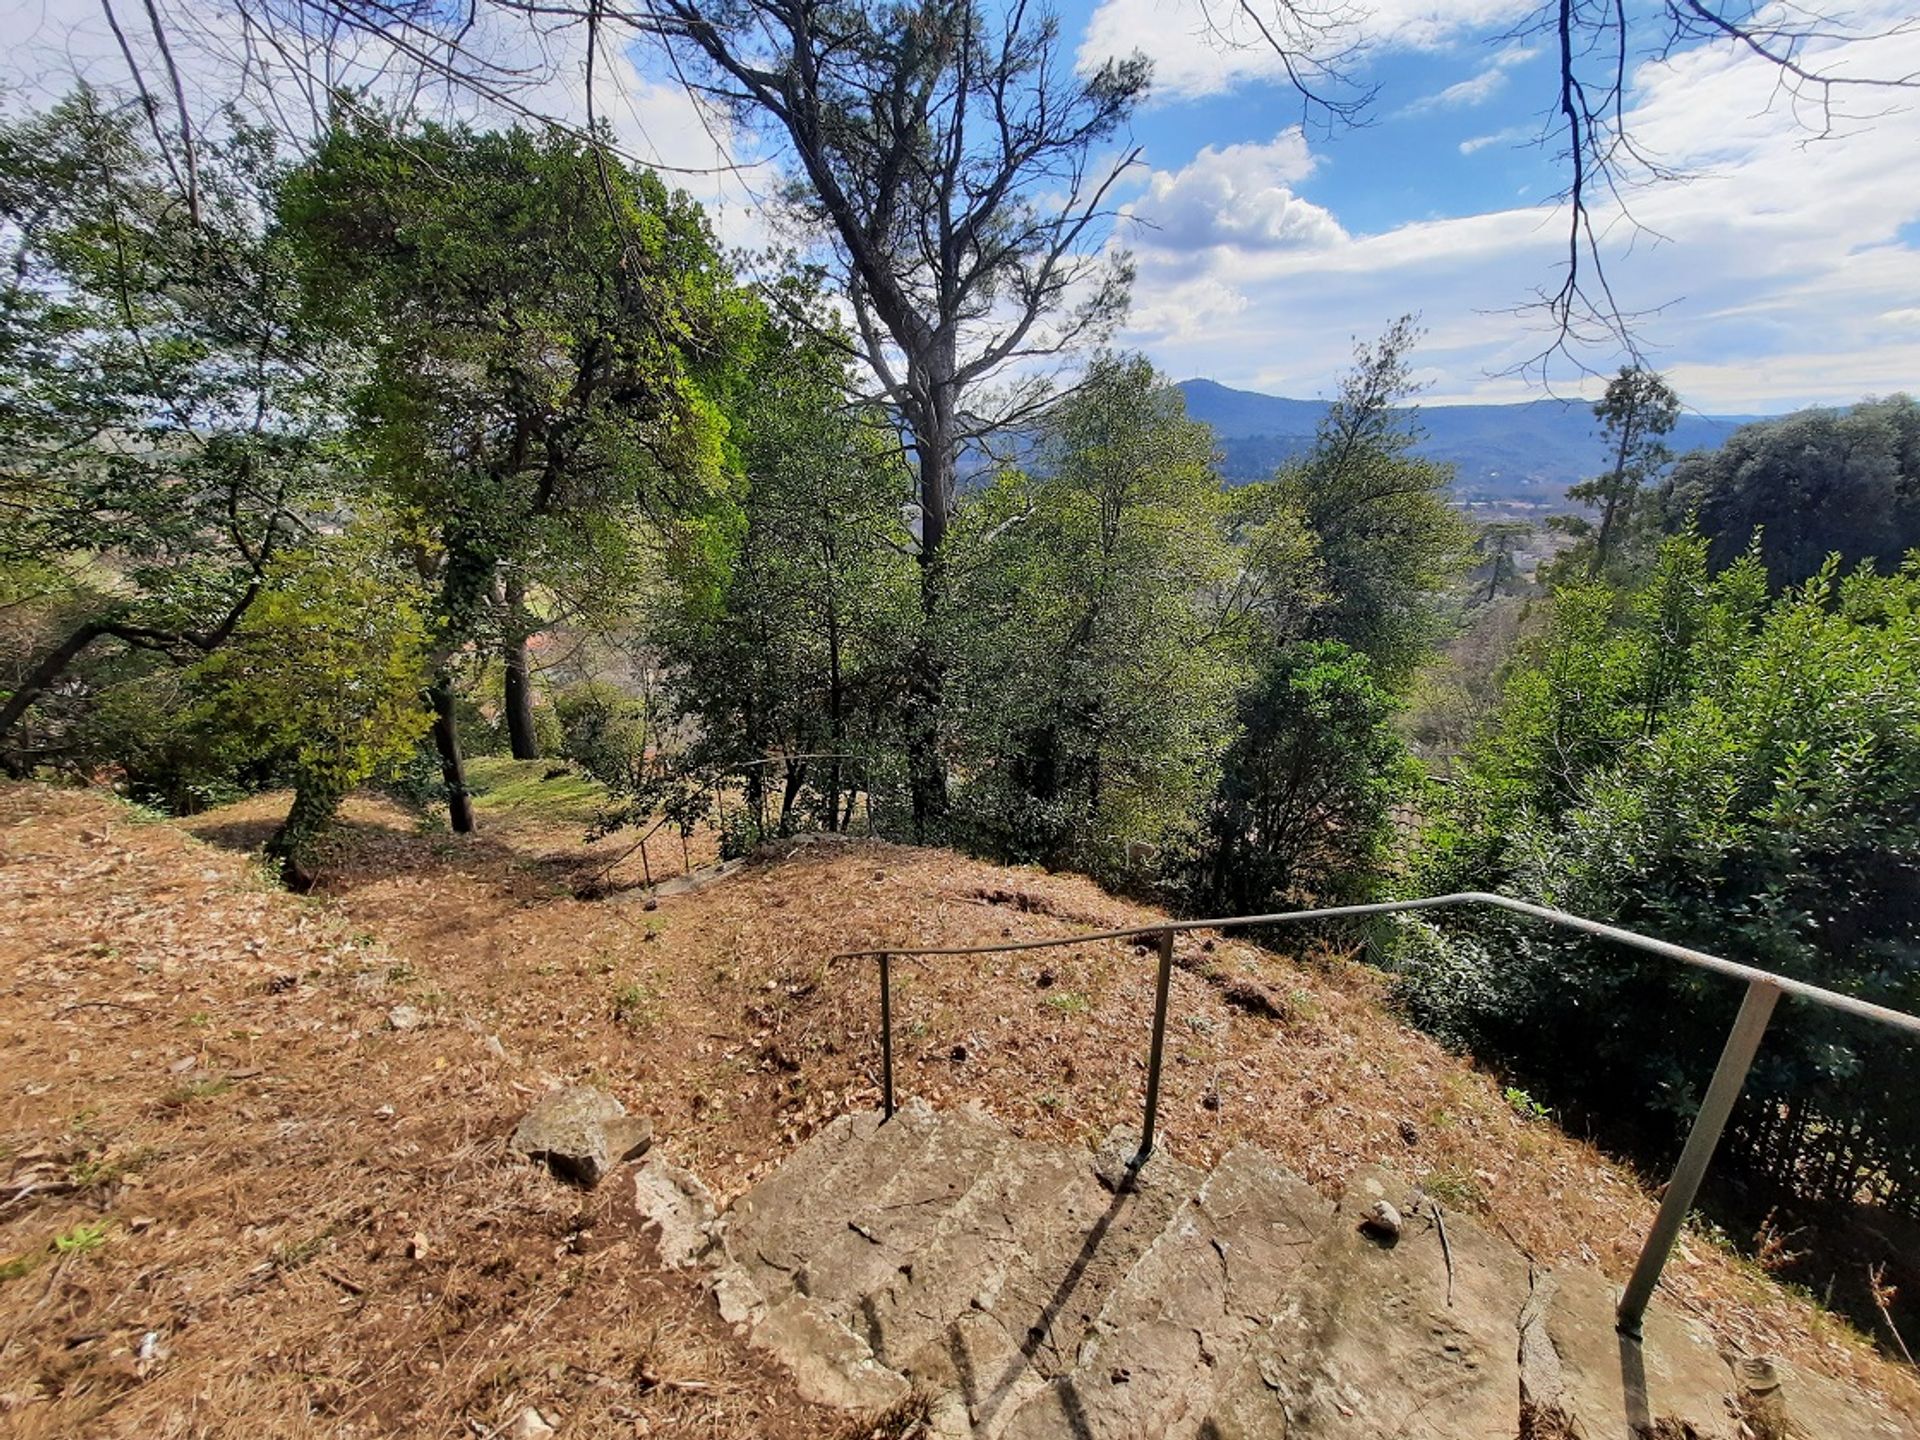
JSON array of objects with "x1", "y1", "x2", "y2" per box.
[{"x1": 0, "y1": 770, "x2": 1914, "y2": 1435}]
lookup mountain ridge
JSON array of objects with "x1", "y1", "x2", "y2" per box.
[{"x1": 1177, "y1": 377, "x2": 1761, "y2": 512}]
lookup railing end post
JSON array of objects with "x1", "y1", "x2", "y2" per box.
[{"x1": 879, "y1": 951, "x2": 895, "y2": 1122}]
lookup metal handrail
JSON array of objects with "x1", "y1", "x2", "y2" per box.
[{"x1": 831, "y1": 889, "x2": 1920, "y2": 1339}]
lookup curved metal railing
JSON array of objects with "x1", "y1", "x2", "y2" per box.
[{"x1": 831, "y1": 889, "x2": 1920, "y2": 1338}]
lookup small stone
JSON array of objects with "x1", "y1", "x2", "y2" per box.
[
  {"x1": 387, "y1": 1004, "x2": 423, "y2": 1031},
  {"x1": 1359, "y1": 1199, "x2": 1403, "y2": 1242},
  {"x1": 1398, "y1": 1119, "x2": 1421, "y2": 1146},
  {"x1": 407, "y1": 1232, "x2": 429, "y2": 1259},
  {"x1": 505, "y1": 1406, "x2": 557, "y2": 1440},
  {"x1": 511, "y1": 1086, "x2": 653, "y2": 1187}
]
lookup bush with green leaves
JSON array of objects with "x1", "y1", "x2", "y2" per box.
[
  {"x1": 1402, "y1": 534, "x2": 1920, "y2": 1195},
  {"x1": 552, "y1": 681, "x2": 658, "y2": 792},
  {"x1": 195, "y1": 545, "x2": 432, "y2": 884},
  {"x1": 1183, "y1": 640, "x2": 1419, "y2": 913}
]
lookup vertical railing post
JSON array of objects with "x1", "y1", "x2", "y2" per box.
[
  {"x1": 879, "y1": 952, "x2": 895, "y2": 1121},
  {"x1": 1617, "y1": 977, "x2": 1780, "y2": 1336},
  {"x1": 1134, "y1": 929, "x2": 1176, "y2": 1167}
]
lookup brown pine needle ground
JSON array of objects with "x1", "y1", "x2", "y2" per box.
[{"x1": 1, "y1": 773, "x2": 1915, "y2": 1435}]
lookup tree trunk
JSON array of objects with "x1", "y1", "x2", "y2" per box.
[
  {"x1": 825, "y1": 581, "x2": 845, "y2": 831},
  {"x1": 266, "y1": 784, "x2": 342, "y2": 892},
  {"x1": 0, "y1": 621, "x2": 109, "y2": 759},
  {"x1": 428, "y1": 676, "x2": 476, "y2": 833},
  {"x1": 1590, "y1": 395, "x2": 1639, "y2": 576},
  {"x1": 904, "y1": 385, "x2": 957, "y2": 839},
  {"x1": 501, "y1": 578, "x2": 539, "y2": 760}
]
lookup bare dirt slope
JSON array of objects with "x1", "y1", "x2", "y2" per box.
[{"x1": 2, "y1": 774, "x2": 1915, "y2": 1435}]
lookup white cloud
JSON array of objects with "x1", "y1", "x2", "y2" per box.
[
  {"x1": 1079, "y1": 0, "x2": 1537, "y2": 99},
  {"x1": 1117, "y1": 12, "x2": 1920, "y2": 409},
  {"x1": 1403, "y1": 44, "x2": 1537, "y2": 113},
  {"x1": 1458, "y1": 125, "x2": 1531, "y2": 154},
  {"x1": 1126, "y1": 129, "x2": 1346, "y2": 252}
]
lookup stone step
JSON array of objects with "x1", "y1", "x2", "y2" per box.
[
  {"x1": 896, "y1": 1131, "x2": 1204, "y2": 1437},
  {"x1": 780, "y1": 1101, "x2": 1015, "y2": 1316},
  {"x1": 996, "y1": 1143, "x2": 1332, "y2": 1440},
  {"x1": 1524, "y1": 1266, "x2": 1918, "y2": 1440},
  {"x1": 1201, "y1": 1168, "x2": 1531, "y2": 1439},
  {"x1": 724, "y1": 1099, "x2": 970, "y2": 1303}
]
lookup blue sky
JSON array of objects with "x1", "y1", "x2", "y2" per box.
[
  {"x1": 1045, "y1": 0, "x2": 1920, "y2": 411},
  {"x1": 4, "y1": 0, "x2": 1915, "y2": 412}
]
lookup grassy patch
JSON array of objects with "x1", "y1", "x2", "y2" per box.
[
  {"x1": 1421, "y1": 1168, "x2": 1489, "y2": 1210},
  {"x1": 463, "y1": 757, "x2": 610, "y2": 826},
  {"x1": 1042, "y1": 990, "x2": 1090, "y2": 1016},
  {"x1": 160, "y1": 1077, "x2": 234, "y2": 1108},
  {"x1": 612, "y1": 980, "x2": 664, "y2": 1031}
]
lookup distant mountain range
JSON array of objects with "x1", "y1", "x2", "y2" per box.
[{"x1": 1176, "y1": 378, "x2": 1759, "y2": 514}]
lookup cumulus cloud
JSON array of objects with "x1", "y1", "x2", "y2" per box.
[
  {"x1": 1127, "y1": 129, "x2": 1347, "y2": 252},
  {"x1": 1116, "y1": 15, "x2": 1920, "y2": 408}
]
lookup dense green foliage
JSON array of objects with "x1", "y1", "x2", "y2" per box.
[
  {"x1": 1663, "y1": 394, "x2": 1920, "y2": 590},
  {"x1": 197, "y1": 546, "x2": 433, "y2": 884},
  {"x1": 1189, "y1": 641, "x2": 1417, "y2": 911},
  {"x1": 0, "y1": 92, "x2": 347, "y2": 772},
  {"x1": 280, "y1": 114, "x2": 754, "y2": 828},
  {"x1": 945, "y1": 357, "x2": 1244, "y2": 868},
  {"x1": 652, "y1": 307, "x2": 918, "y2": 833},
  {"x1": 1401, "y1": 534, "x2": 1920, "y2": 1171}
]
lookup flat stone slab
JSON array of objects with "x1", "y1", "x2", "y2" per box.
[
  {"x1": 999, "y1": 1144, "x2": 1330, "y2": 1440},
  {"x1": 903, "y1": 1129, "x2": 1202, "y2": 1437},
  {"x1": 1204, "y1": 1169, "x2": 1530, "y2": 1439},
  {"x1": 752, "y1": 1292, "x2": 911, "y2": 1411}
]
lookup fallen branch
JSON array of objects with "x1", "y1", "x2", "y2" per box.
[
  {"x1": 1433, "y1": 1200, "x2": 1456, "y2": 1308},
  {"x1": 1869, "y1": 1263, "x2": 1914, "y2": 1368}
]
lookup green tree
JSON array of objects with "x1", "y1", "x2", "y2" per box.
[
  {"x1": 653, "y1": 306, "x2": 918, "y2": 835},
  {"x1": 0, "y1": 91, "x2": 347, "y2": 771},
  {"x1": 1188, "y1": 640, "x2": 1417, "y2": 913},
  {"x1": 647, "y1": 0, "x2": 1149, "y2": 835},
  {"x1": 1558, "y1": 365, "x2": 1680, "y2": 579},
  {"x1": 1663, "y1": 394, "x2": 1920, "y2": 590},
  {"x1": 196, "y1": 544, "x2": 432, "y2": 887},
  {"x1": 281, "y1": 115, "x2": 752, "y2": 832},
  {"x1": 945, "y1": 356, "x2": 1241, "y2": 871},
  {"x1": 1241, "y1": 317, "x2": 1472, "y2": 685}
]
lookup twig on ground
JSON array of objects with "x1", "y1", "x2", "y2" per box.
[
  {"x1": 55, "y1": 999, "x2": 156, "y2": 1017},
  {"x1": 1433, "y1": 1199, "x2": 1456, "y2": 1307}
]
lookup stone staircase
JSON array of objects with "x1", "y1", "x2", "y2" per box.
[{"x1": 637, "y1": 1099, "x2": 1916, "y2": 1438}]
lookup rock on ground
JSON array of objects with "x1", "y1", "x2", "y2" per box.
[{"x1": 510, "y1": 1086, "x2": 653, "y2": 1187}]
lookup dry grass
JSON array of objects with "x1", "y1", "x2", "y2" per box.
[{"x1": 1, "y1": 777, "x2": 1915, "y2": 1436}]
